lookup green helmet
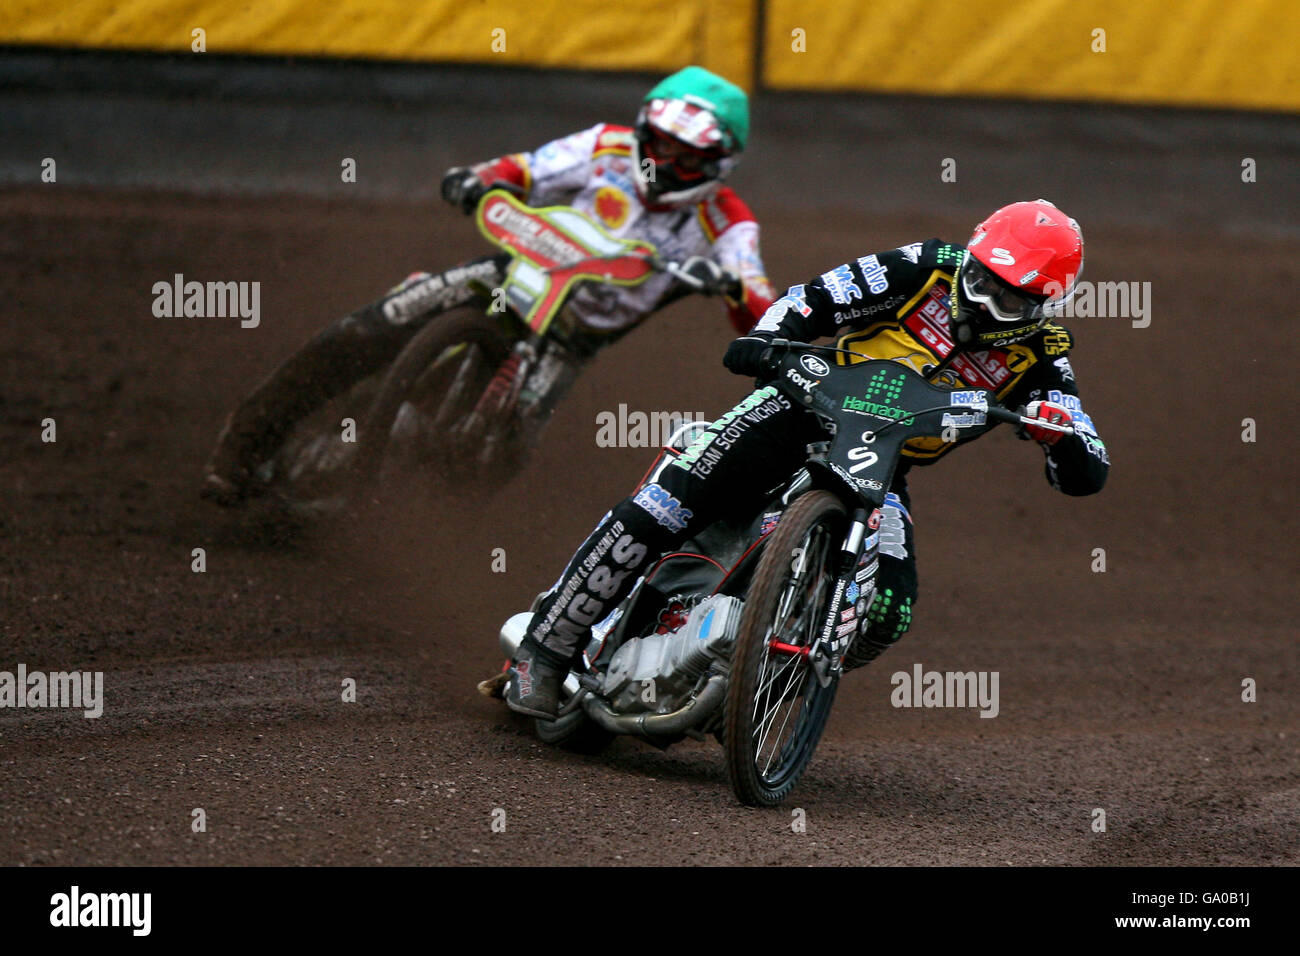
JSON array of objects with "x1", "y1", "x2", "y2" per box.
[
  {"x1": 645, "y1": 65, "x2": 749, "y2": 151},
  {"x1": 635, "y1": 66, "x2": 749, "y2": 206}
]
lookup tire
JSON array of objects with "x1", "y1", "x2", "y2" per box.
[
  {"x1": 724, "y1": 490, "x2": 845, "y2": 807},
  {"x1": 264, "y1": 376, "x2": 383, "y2": 517},
  {"x1": 354, "y1": 306, "x2": 515, "y2": 488},
  {"x1": 534, "y1": 701, "x2": 615, "y2": 754}
]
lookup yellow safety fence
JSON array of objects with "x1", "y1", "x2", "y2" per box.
[
  {"x1": 2, "y1": 0, "x2": 1296, "y2": 112},
  {"x1": 763, "y1": 0, "x2": 1299, "y2": 112}
]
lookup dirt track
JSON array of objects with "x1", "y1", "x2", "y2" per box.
[{"x1": 2, "y1": 72, "x2": 1298, "y2": 864}]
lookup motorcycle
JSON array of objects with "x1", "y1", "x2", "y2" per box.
[
  {"x1": 483, "y1": 343, "x2": 1074, "y2": 806},
  {"x1": 239, "y1": 189, "x2": 713, "y2": 513}
]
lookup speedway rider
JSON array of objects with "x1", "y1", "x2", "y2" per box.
[
  {"x1": 203, "y1": 65, "x2": 776, "y2": 504},
  {"x1": 508, "y1": 200, "x2": 1110, "y2": 719}
]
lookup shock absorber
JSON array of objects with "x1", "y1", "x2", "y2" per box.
[
  {"x1": 475, "y1": 348, "x2": 526, "y2": 419},
  {"x1": 839, "y1": 507, "x2": 870, "y2": 574}
]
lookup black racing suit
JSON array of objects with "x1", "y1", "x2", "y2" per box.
[{"x1": 522, "y1": 238, "x2": 1109, "y2": 672}]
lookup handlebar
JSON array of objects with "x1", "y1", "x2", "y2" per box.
[{"x1": 760, "y1": 339, "x2": 1075, "y2": 436}]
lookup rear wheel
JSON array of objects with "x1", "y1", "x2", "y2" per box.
[
  {"x1": 724, "y1": 490, "x2": 845, "y2": 807},
  {"x1": 534, "y1": 697, "x2": 615, "y2": 754},
  {"x1": 263, "y1": 376, "x2": 381, "y2": 517}
]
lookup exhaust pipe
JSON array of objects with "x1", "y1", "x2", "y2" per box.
[
  {"x1": 582, "y1": 674, "x2": 727, "y2": 737},
  {"x1": 500, "y1": 614, "x2": 727, "y2": 733},
  {"x1": 497, "y1": 612, "x2": 580, "y2": 697}
]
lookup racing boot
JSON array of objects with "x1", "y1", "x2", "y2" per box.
[
  {"x1": 505, "y1": 638, "x2": 569, "y2": 721},
  {"x1": 200, "y1": 413, "x2": 264, "y2": 507}
]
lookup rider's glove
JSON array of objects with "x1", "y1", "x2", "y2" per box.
[
  {"x1": 440, "y1": 166, "x2": 488, "y2": 215},
  {"x1": 677, "y1": 256, "x2": 742, "y2": 299},
  {"x1": 1018, "y1": 399, "x2": 1073, "y2": 446},
  {"x1": 723, "y1": 333, "x2": 775, "y2": 378}
]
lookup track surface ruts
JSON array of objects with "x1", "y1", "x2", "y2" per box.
[{"x1": 1, "y1": 92, "x2": 1296, "y2": 864}]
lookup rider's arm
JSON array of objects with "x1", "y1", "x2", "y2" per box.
[
  {"x1": 700, "y1": 189, "x2": 777, "y2": 334},
  {"x1": 724, "y1": 240, "x2": 957, "y2": 377},
  {"x1": 1005, "y1": 349, "x2": 1110, "y2": 496},
  {"x1": 750, "y1": 239, "x2": 960, "y2": 342},
  {"x1": 446, "y1": 125, "x2": 607, "y2": 211},
  {"x1": 517, "y1": 125, "x2": 613, "y2": 205}
]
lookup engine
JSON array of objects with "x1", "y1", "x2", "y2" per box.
[{"x1": 600, "y1": 594, "x2": 743, "y2": 715}]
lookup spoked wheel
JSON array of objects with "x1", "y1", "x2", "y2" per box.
[
  {"x1": 724, "y1": 490, "x2": 846, "y2": 806},
  {"x1": 263, "y1": 377, "x2": 382, "y2": 517},
  {"x1": 356, "y1": 306, "x2": 516, "y2": 490}
]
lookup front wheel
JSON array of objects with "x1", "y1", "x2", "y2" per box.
[
  {"x1": 355, "y1": 306, "x2": 517, "y2": 490},
  {"x1": 724, "y1": 490, "x2": 845, "y2": 806}
]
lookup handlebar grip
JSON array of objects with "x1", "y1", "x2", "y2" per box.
[
  {"x1": 757, "y1": 338, "x2": 789, "y2": 377},
  {"x1": 985, "y1": 406, "x2": 1023, "y2": 426}
]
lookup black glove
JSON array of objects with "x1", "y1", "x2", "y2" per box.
[
  {"x1": 723, "y1": 334, "x2": 775, "y2": 378},
  {"x1": 676, "y1": 256, "x2": 742, "y2": 299},
  {"x1": 440, "y1": 166, "x2": 487, "y2": 214}
]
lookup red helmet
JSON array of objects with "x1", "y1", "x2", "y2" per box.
[{"x1": 955, "y1": 200, "x2": 1084, "y2": 346}]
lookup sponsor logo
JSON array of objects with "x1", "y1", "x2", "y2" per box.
[
  {"x1": 485, "y1": 200, "x2": 587, "y2": 265},
  {"x1": 878, "y1": 498, "x2": 908, "y2": 560},
  {"x1": 633, "y1": 482, "x2": 694, "y2": 533},
  {"x1": 821, "y1": 264, "x2": 863, "y2": 305},
  {"x1": 989, "y1": 247, "x2": 1016, "y2": 265},
  {"x1": 903, "y1": 284, "x2": 955, "y2": 356},
  {"x1": 800, "y1": 354, "x2": 830, "y2": 377},
  {"x1": 670, "y1": 387, "x2": 792, "y2": 477},
  {"x1": 1054, "y1": 356, "x2": 1075, "y2": 381},
  {"x1": 934, "y1": 243, "x2": 964, "y2": 266},
  {"x1": 949, "y1": 390, "x2": 988, "y2": 411},
  {"x1": 381, "y1": 262, "x2": 498, "y2": 323},
  {"x1": 842, "y1": 368, "x2": 914, "y2": 424},
  {"x1": 593, "y1": 186, "x2": 630, "y2": 229},
  {"x1": 833, "y1": 294, "x2": 907, "y2": 326},
  {"x1": 514, "y1": 659, "x2": 533, "y2": 695},
  {"x1": 941, "y1": 412, "x2": 986, "y2": 428},
  {"x1": 856, "y1": 254, "x2": 889, "y2": 294},
  {"x1": 532, "y1": 520, "x2": 650, "y2": 650},
  {"x1": 827, "y1": 460, "x2": 881, "y2": 493},
  {"x1": 1081, "y1": 433, "x2": 1110, "y2": 464},
  {"x1": 1045, "y1": 390, "x2": 1098, "y2": 435},
  {"x1": 1042, "y1": 330, "x2": 1072, "y2": 355},
  {"x1": 759, "y1": 511, "x2": 782, "y2": 536},
  {"x1": 756, "y1": 284, "x2": 812, "y2": 330},
  {"x1": 897, "y1": 242, "x2": 922, "y2": 264},
  {"x1": 785, "y1": 367, "x2": 818, "y2": 391},
  {"x1": 846, "y1": 580, "x2": 861, "y2": 604},
  {"x1": 841, "y1": 607, "x2": 856, "y2": 623},
  {"x1": 836, "y1": 621, "x2": 858, "y2": 638}
]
